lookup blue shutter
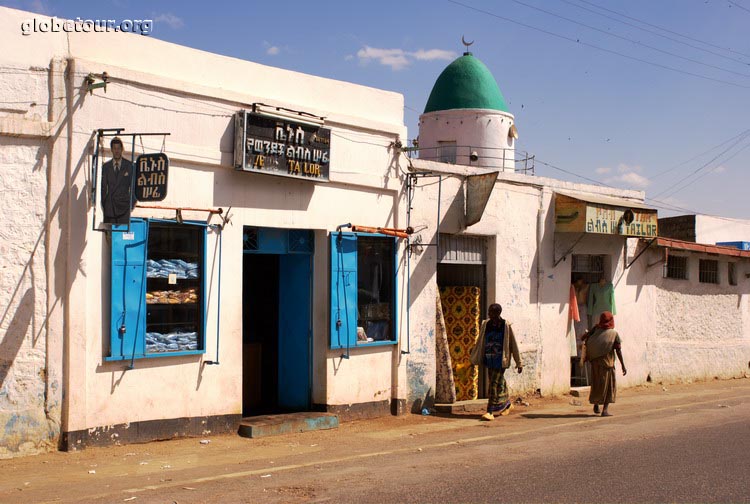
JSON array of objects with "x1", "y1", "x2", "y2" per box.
[
  {"x1": 330, "y1": 232, "x2": 357, "y2": 349},
  {"x1": 109, "y1": 219, "x2": 148, "y2": 360}
]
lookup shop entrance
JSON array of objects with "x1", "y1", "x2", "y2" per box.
[
  {"x1": 242, "y1": 227, "x2": 313, "y2": 416},
  {"x1": 570, "y1": 254, "x2": 609, "y2": 387},
  {"x1": 436, "y1": 234, "x2": 488, "y2": 401}
]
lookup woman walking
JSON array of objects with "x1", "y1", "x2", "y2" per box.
[
  {"x1": 469, "y1": 303, "x2": 523, "y2": 421},
  {"x1": 582, "y1": 311, "x2": 626, "y2": 416}
]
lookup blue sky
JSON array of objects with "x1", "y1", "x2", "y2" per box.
[{"x1": 5, "y1": 0, "x2": 750, "y2": 219}]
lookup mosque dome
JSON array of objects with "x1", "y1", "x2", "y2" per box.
[{"x1": 423, "y1": 53, "x2": 508, "y2": 114}]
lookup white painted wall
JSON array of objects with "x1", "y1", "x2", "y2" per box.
[
  {"x1": 408, "y1": 159, "x2": 750, "y2": 398},
  {"x1": 695, "y1": 215, "x2": 750, "y2": 245},
  {"x1": 418, "y1": 108, "x2": 516, "y2": 171}
]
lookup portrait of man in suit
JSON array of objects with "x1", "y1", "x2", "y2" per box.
[{"x1": 101, "y1": 137, "x2": 135, "y2": 224}]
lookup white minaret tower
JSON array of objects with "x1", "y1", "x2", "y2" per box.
[{"x1": 418, "y1": 40, "x2": 517, "y2": 172}]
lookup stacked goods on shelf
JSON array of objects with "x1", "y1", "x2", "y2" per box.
[
  {"x1": 146, "y1": 259, "x2": 199, "y2": 279},
  {"x1": 146, "y1": 287, "x2": 198, "y2": 304},
  {"x1": 146, "y1": 331, "x2": 199, "y2": 353}
]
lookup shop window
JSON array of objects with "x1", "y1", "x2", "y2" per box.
[
  {"x1": 330, "y1": 232, "x2": 397, "y2": 349},
  {"x1": 729, "y1": 262, "x2": 737, "y2": 286},
  {"x1": 108, "y1": 219, "x2": 206, "y2": 361},
  {"x1": 699, "y1": 259, "x2": 719, "y2": 284},
  {"x1": 664, "y1": 255, "x2": 688, "y2": 280}
]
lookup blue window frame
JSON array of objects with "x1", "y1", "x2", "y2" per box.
[
  {"x1": 329, "y1": 232, "x2": 398, "y2": 349},
  {"x1": 108, "y1": 218, "x2": 207, "y2": 361}
]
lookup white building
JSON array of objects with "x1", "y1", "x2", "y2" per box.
[
  {"x1": 0, "y1": 6, "x2": 412, "y2": 457},
  {"x1": 406, "y1": 50, "x2": 750, "y2": 403}
]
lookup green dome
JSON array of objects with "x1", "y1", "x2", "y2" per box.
[{"x1": 423, "y1": 53, "x2": 508, "y2": 113}]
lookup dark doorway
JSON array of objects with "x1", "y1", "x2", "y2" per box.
[{"x1": 242, "y1": 254, "x2": 280, "y2": 416}]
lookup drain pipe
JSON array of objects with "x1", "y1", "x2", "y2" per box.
[
  {"x1": 536, "y1": 190, "x2": 545, "y2": 386},
  {"x1": 205, "y1": 224, "x2": 223, "y2": 365}
]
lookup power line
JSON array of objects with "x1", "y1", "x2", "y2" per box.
[
  {"x1": 446, "y1": 0, "x2": 750, "y2": 89},
  {"x1": 650, "y1": 130, "x2": 750, "y2": 199},
  {"x1": 535, "y1": 158, "x2": 743, "y2": 221},
  {"x1": 649, "y1": 128, "x2": 750, "y2": 179},
  {"x1": 558, "y1": 0, "x2": 750, "y2": 67},
  {"x1": 656, "y1": 137, "x2": 750, "y2": 200},
  {"x1": 728, "y1": 0, "x2": 750, "y2": 14},
  {"x1": 507, "y1": 0, "x2": 750, "y2": 78},
  {"x1": 575, "y1": 0, "x2": 750, "y2": 59}
]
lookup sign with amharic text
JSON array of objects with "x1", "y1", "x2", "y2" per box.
[
  {"x1": 555, "y1": 193, "x2": 658, "y2": 238},
  {"x1": 134, "y1": 153, "x2": 168, "y2": 201},
  {"x1": 234, "y1": 111, "x2": 330, "y2": 182}
]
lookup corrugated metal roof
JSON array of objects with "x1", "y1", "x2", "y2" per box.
[
  {"x1": 555, "y1": 190, "x2": 655, "y2": 211},
  {"x1": 649, "y1": 237, "x2": 750, "y2": 258}
]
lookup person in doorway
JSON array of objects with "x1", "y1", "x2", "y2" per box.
[
  {"x1": 101, "y1": 137, "x2": 135, "y2": 224},
  {"x1": 469, "y1": 303, "x2": 522, "y2": 421},
  {"x1": 587, "y1": 275, "x2": 616, "y2": 326},
  {"x1": 581, "y1": 311, "x2": 626, "y2": 416}
]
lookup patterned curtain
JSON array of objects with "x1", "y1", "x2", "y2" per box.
[
  {"x1": 439, "y1": 286, "x2": 481, "y2": 401},
  {"x1": 435, "y1": 293, "x2": 456, "y2": 403}
]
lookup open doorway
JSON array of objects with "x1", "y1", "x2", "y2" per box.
[
  {"x1": 243, "y1": 254, "x2": 279, "y2": 416},
  {"x1": 570, "y1": 254, "x2": 609, "y2": 387},
  {"x1": 242, "y1": 227, "x2": 313, "y2": 417}
]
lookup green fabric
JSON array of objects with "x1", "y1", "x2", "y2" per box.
[{"x1": 424, "y1": 53, "x2": 508, "y2": 113}]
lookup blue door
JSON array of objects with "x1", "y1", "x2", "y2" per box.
[{"x1": 277, "y1": 254, "x2": 312, "y2": 410}]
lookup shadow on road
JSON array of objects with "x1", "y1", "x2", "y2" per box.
[{"x1": 521, "y1": 413, "x2": 595, "y2": 419}]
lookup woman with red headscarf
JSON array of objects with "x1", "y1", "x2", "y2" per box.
[{"x1": 582, "y1": 311, "x2": 626, "y2": 416}]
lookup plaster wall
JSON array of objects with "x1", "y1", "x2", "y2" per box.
[
  {"x1": 0, "y1": 137, "x2": 53, "y2": 457},
  {"x1": 695, "y1": 215, "x2": 750, "y2": 245},
  {"x1": 407, "y1": 158, "x2": 694, "y2": 397},
  {"x1": 649, "y1": 250, "x2": 750, "y2": 382},
  {"x1": 418, "y1": 109, "x2": 516, "y2": 171}
]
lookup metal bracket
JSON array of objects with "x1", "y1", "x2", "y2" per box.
[
  {"x1": 553, "y1": 233, "x2": 586, "y2": 267},
  {"x1": 626, "y1": 237, "x2": 658, "y2": 269},
  {"x1": 85, "y1": 72, "x2": 109, "y2": 94}
]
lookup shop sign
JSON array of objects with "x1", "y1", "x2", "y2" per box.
[
  {"x1": 555, "y1": 193, "x2": 657, "y2": 237},
  {"x1": 234, "y1": 111, "x2": 330, "y2": 182},
  {"x1": 135, "y1": 153, "x2": 168, "y2": 201}
]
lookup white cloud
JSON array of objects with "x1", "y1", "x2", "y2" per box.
[
  {"x1": 712, "y1": 165, "x2": 727, "y2": 174},
  {"x1": 356, "y1": 46, "x2": 457, "y2": 70},
  {"x1": 266, "y1": 46, "x2": 280, "y2": 56},
  {"x1": 603, "y1": 163, "x2": 651, "y2": 188},
  {"x1": 344, "y1": 54, "x2": 354, "y2": 61},
  {"x1": 357, "y1": 46, "x2": 410, "y2": 70},
  {"x1": 153, "y1": 13, "x2": 184, "y2": 29},
  {"x1": 617, "y1": 172, "x2": 651, "y2": 188},
  {"x1": 410, "y1": 49, "x2": 456, "y2": 61},
  {"x1": 618, "y1": 163, "x2": 641, "y2": 173}
]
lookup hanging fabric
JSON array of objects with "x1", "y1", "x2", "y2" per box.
[{"x1": 435, "y1": 293, "x2": 456, "y2": 404}]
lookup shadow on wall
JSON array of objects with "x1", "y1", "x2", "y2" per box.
[{"x1": 0, "y1": 289, "x2": 34, "y2": 390}]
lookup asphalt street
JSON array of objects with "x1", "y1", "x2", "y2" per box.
[{"x1": 1, "y1": 378, "x2": 748, "y2": 503}]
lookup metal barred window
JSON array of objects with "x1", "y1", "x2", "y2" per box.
[
  {"x1": 664, "y1": 255, "x2": 688, "y2": 280},
  {"x1": 699, "y1": 259, "x2": 719, "y2": 284}
]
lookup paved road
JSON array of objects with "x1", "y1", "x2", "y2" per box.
[{"x1": 2, "y1": 379, "x2": 749, "y2": 503}]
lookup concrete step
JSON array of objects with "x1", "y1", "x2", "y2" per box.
[
  {"x1": 238, "y1": 412, "x2": 339, "y2": 439},
  {"x1": 434, "y1": 399, "x2": 488, "y2": 415},
  {"x1": 570, "y1": 386, "x2": 590, "y2": 397}
]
